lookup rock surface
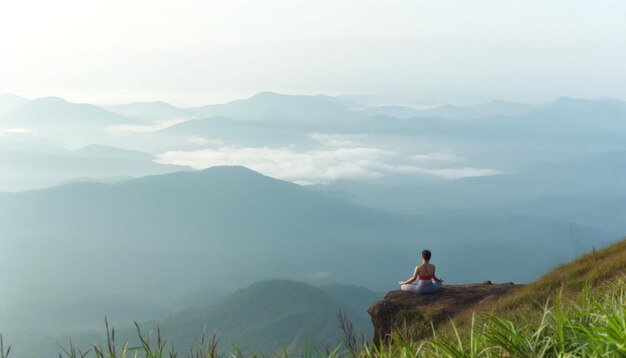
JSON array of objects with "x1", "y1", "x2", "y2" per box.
[{"x1": 368, "y1": 283, "x2": 521, "y2": 344}]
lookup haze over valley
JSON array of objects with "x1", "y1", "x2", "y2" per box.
[
  {"x1": 1, "y1": 91, "x2": 625, "y2": 355},
  {"x1": 2, "y1": 0, "x2": 626, "y2": 355}
]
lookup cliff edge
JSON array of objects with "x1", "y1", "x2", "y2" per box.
[{"x1": 368, "y1": 282, "x2": 521, "y2": 344}]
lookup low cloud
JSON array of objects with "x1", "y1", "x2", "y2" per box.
[
  {"x1": 156, "y1": 146, "x2": 501, "y2": 184},
  {"x1": 157, "y1": 146, "x2": 393, "y2": 185},
  {"x1": 388, "y1": 165, "x2": 502, "y2": 179},
  {"x1": 188, "y1": 137, "x2": 224, "y2": 146},
  {"x1": 409, "y1": 152, "x2": 463, "y2": 163},
  {"x1": 310, "y1": 133, "x2": 364, "y2": 147}
]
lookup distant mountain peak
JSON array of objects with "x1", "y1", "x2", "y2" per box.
[
  {"x1": 243, "y1": 91, "x2": 297, "y2": 103},
  {"x1": 192, "y1": 91, "x2": 350, "y2": 121},
  {"x1": 405, "y1": 99, "x2": 534, "y2": 119},
  {"x1": 541, "y1": 97, "x2": 625, "y2": 114},
  {"x1": 0, "y1": 93, "x2": 29, "y2": 100},
  {"x1": 1, "y1": 96, "x2": 137, "y2": 126},
  {"x1": 0, "y1": 93, "x2": 30, "y2": 115},
  {"x1": 197, "y1": 165, "x2": 263, "y2": 175},
  {"x1": 250, "y1": 91, "x2": 282, "y2": 98},
  {"x1": 436, "y1": 104, "x2": 460, "y2": 110},
  {"x1": 554, "y1": 96, "x2": 577, "y2": 103},
  {"x1": 31, "y1": 96, "x2": 71, "y2": 104}
]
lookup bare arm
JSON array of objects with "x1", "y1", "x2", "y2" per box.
[
  {"x1": 399, "y1": 266, "x2": 420, "y2": 285},
  {"x1": 432, "y1": 265, "x2": 444, "y2": 282}
]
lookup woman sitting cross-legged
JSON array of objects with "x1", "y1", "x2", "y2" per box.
[{"x1": 399, "y1": 249, "x2": 444, "y2": 293}]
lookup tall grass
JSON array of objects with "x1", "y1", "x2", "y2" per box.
[
  {"x1": 1, "y1": 335, "x2": 11, "y2": 358},
  {"x1": 57, "y1": 320, "x2": 221, "y2": 358},
  {"x1": 366, "y1": 277, "x2": 626, "y2": 357},
  {"x1": 3, "y1": 278, "x2": 626, "y2": 357}
]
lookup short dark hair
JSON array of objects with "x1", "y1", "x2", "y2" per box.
[{"x1": 422, "y1": 249, "x2": 432, "y2": 261}]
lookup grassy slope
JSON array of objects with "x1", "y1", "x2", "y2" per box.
[
  {"x1": 496, "y1": 237, "x2": 626, "y2": 311},
  {"x1": 442, "y1": 237, "x2": 626, "y2": 334},
  {"x1": 374, "y1": 238, "x2": 626, "y2": 357}
]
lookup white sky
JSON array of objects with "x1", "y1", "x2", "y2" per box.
[{"x1": 1, "y1": 0, "x2": 625, "y2": 106}]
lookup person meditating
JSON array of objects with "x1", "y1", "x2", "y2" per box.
[{"x1": 399, "y1": 249, "x2": 444, "y2": 293}]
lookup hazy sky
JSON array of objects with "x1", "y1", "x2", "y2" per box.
[{"x1": 1, "y1": 0, "x2": 625, "y2": 106}]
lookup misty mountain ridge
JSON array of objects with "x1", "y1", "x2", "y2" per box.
[
  {"x1": 401, "y1": 99, "x2": 535, "y2": 119},
  {"x1": 0, "y1": 96, "x2": 137, "y2": 129},
  {"x1": 0, "y1": 142, "x2": 184, "y2": 192},
  {"x1": 0, "y1": 165, "x2": 612, "y2": 303},
  {"x1": 316, "y1": 149, "x2": 626, "y2": 226},
  {"x1": 5, "y1": 93, "x2": 625, "y2": 131},
  {"x1": 191, "y1": 91, "x2": 356, "y2": 121},
  {"x1": 105, "y1": 101, "x2": 194, "y2": 121},
  {"x1": 71, "y1": 144, "x2": 154, "y2": 161},
  {"x1": 0, "y1": 93, "x2": 29, "y2": 115},
  {"x1": 3, "y1": 91, "x2": 626, "y2": 194},
  {"x1": 527, "y1": 97, "x2": 626, "y2": 126}
]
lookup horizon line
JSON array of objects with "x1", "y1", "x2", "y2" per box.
[{"x1": 2, "y1": 91, "x2": 623, "y2": 110}]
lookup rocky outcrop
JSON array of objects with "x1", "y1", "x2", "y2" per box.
[{"x1": 368, "y1": 283, "x2": 521, "y2": 344}]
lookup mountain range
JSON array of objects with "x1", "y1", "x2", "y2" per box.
[
  {"x1": 106, "y1": 101, "x2": 194, "y2": 122},
  {"x1": 0, "y1": 142, "x2": 184, "y2": 192},
  {"x1": 361, "y1": 100, "x2": 534, "y2": 119},
  {"x1": 190, "y1": 92, "x2": 356, "y2": 122},
  {"x1": 1, "y1": 91, "x2": 626, "y2": 357},
  {"x1": 1, "y1": 96, "x2": 135, "y2": 128},
  {"x1": 0, "y1": 166, "x2": 614, "y2": 338}
]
